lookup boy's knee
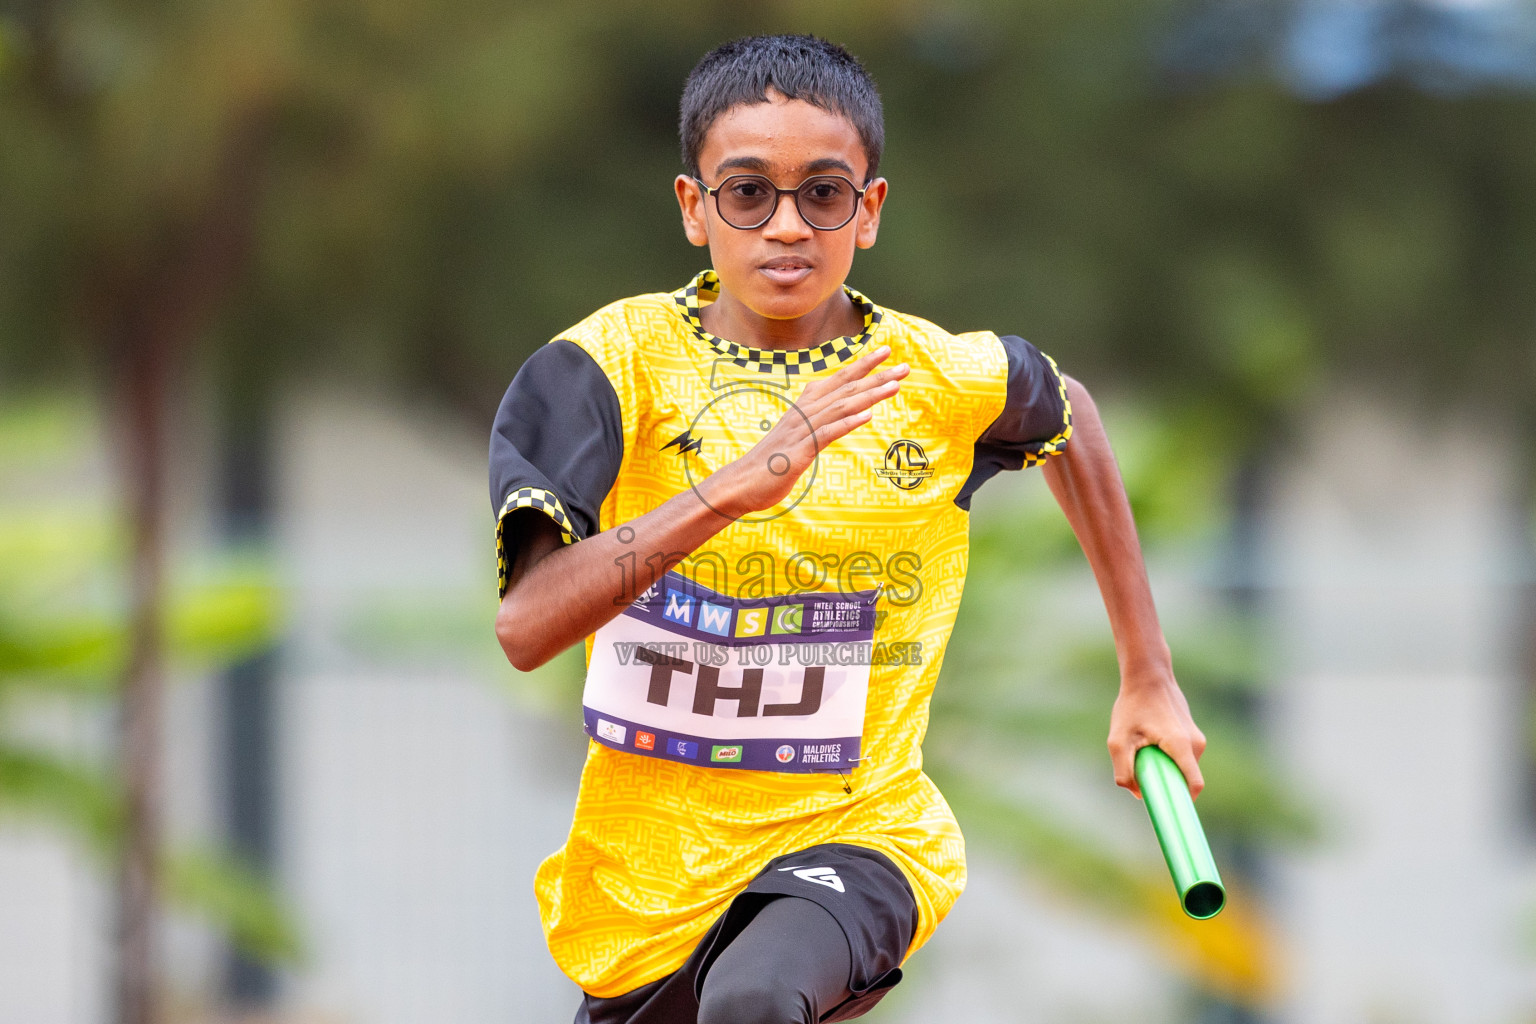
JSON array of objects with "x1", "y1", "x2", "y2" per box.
[{"x1": 697, "y1": 974, "x2": 810, "y2": 1024}]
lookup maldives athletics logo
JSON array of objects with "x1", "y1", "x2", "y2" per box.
[
  {"x1": 775, "y1": 744, "x2": 796, "y2": 764},
  {"x1": 876, "y1": 439, "x2": 933, "y2": 491}
]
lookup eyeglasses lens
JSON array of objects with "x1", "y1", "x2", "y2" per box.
[{"x1": 715, "y1": 175, "x2": 858, "y2": 230}]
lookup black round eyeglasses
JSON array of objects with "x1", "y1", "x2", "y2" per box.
[{"x1": 694, "y1": 173, "x2": 869, "y2": 231}]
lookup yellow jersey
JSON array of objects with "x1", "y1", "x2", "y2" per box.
[{"x1": 489, "y1": 270, "x2": 1070, "y2": 997}]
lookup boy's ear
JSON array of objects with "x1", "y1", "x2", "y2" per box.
[
  {"x1": 675, "y1": 175, "x2": 710, "y2": 248},
  {"x1": 855, "y1": 178, "x2": 888, "y2": 250}
]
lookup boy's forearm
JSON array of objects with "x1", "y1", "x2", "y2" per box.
[
  {"x1": 1040, "y1": 376, "x2": 1171, "y2": 686},
  {"x1": 1042, "y1": 376, "x2": 1205, "y2": 796},
  {"x1": 496, "y1": 480, "x2": 737, "y2": 671}
]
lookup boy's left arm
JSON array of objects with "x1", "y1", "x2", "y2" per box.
[{"x1": 1040, "y1": 375, "x2": 1207, "y2": 799}]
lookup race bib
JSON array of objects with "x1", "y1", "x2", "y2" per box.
[{"x1": 583, "y1": 571, "x2": 877, "y2": 772}]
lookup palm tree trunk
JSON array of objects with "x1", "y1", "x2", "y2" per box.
[
  {"x1": 100, "y1": 110, "x2": 272, "y2": 1024},
  {"x1": 115, "y1": 312, "x2": 170, "y2": 1024}
]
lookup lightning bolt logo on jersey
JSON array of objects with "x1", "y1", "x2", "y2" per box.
[{"x1": 660, "y1": 429, "x2": 704, "y2": 456}]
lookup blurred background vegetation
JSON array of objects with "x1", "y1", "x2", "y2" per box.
[
  {"x1": 4, "y1": 0, "x2": 1533, "y2": 418},
  {"x1": 1, "y1": 0, "x2": 1533, "y2": 1022},
  {"x1": 0, "y1": 399, "x2": 298, "y2": 958}
]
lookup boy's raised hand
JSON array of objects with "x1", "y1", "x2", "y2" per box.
[{"x1": 703, "y1": 345, "x2": 908, "y2": 520}]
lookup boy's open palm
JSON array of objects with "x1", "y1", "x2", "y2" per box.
[{"x1": 706, "y1": 346, "x2": 908, "y2": 519}]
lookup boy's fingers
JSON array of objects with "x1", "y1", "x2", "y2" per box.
[
  {"x1": 806, "y1": 378, "x2": 901, "y2": 430},
  {"x1": 807, "y1": 363, "x2": 907, "y2": 421},
  {"x1": 767, "y1": 351, "x2": 903, "y2": 461},
  {"x1": 832, "y1": 360, "x2": 909, "y2": 398},
  {"x1": 845, "y1": 344, "x2": 893, "y2": 378},
  {"x1": 1112, "y1": 738, "x2": 1203, "y2": 800},
  {"x1": 811, "y1": 408, "x2": 874, "y2": 450},
  {"x1": 1169, "y1": 743, "x2": 1205, "y2": 799},
  {"x1": 796, "y1": 356, "x2": 905, "y2": 422},
  {"x1": 1110, "y1": 742, "x2": 1142, "y2": 799},
  {"x1": 818, "y1": 345, "x2": 891, "y2": 392},
  {"x1": 841, "y1": 362, "x2": 910, "y2": 398}
]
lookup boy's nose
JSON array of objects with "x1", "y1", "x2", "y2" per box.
[{"x1": 760, "y1": 191, "x2": 815, "y2": 242}]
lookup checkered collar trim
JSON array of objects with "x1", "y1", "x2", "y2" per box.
[{"x1": 671, "y1": 270, "x2": 883, "y2": 375}]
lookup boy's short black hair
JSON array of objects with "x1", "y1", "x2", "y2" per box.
[{"x1": 680, "y1": 34, "x2": 885, "y2": 181}]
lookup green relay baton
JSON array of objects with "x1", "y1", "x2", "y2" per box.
[{"x1": 1135, "y1": 745, "x2": 1225, "y2": 920}]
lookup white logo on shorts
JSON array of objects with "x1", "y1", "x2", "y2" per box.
[{"x1": 779, "y1": 865, "x2": 845, "y2": 893}]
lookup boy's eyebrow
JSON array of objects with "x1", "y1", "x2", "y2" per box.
[
  {"x1": 713, "y1": 156, "x2": 860, "y2": 178},
  {"x1": 801, "y1": 157, "x2": 857, "y2": 176},
  {"x1": 715, "y1": 156, "x2": 772, "y2": 175}
]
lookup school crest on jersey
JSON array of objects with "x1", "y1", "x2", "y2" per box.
[{"x1": 875, "y1": 439, "x2": 934, "y2": 491}]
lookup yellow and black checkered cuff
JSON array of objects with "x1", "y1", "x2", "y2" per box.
[
  {"x1": 673, "y1": 269, "x2": 881, "y2": 375},
  {"x1": 496, "y1": 487, "x2": 577, "y2": 597},
  {"x1": 1021, "y1": 353, "x2": 1073, "y2": 468}
]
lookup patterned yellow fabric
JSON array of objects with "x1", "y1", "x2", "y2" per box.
[{"x1": 532, "y1": 272, "x2": 1067, "y2": 997}]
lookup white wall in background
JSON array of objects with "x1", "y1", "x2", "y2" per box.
[
  {"x1": 1266, "y1": 399, "x2": 1536, "y2": 1024},
  {"x1": 275, "y1": 394, "x2": 582, "y2": 1024}
]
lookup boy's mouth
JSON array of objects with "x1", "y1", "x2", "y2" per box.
[{"x1": 758, "y1": 255, "x2": 815, "y2": 286}]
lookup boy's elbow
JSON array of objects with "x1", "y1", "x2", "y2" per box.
[{"x1": 496, "y1": 600, "x2": 550, "y2": 672}]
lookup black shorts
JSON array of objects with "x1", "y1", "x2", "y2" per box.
[{"x1": 574, "y1": 843, "x2": 919, "y2": 1024}]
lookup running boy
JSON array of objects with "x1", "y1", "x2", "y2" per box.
[{"x1": 491, "y1": 34, "x2": 1205, "y2": 1024}]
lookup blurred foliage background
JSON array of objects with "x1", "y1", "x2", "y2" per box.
[
  {"x1": 0, "y1": 398, "x2": 298, "y2": 960},
  {"x1": 1, "y1": 0, "x2": 1533, "y2": 1021},
  {"x1": 3, "y1": 0, "x2": 1533, "y2": 423}
]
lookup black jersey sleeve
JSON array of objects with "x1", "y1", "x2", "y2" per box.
[
  {"x1": 489, "y1": 339, "x2": 623, "y2": 595},
  {"x1": 955, "y1": 335, "x2": 1072, "y2": 510}
]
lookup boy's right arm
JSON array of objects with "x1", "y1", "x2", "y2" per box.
[{"x1": 495, "y1": 344, "x2": 907, "y2": 671}]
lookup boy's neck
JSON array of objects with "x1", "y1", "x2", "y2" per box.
[{"x1": 700, "y1": 283, "x2": 865, "y2": 351}]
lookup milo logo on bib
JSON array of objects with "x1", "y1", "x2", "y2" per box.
[{"x1": 583, "y1": 571, "x2": 876, "y2": 772}]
